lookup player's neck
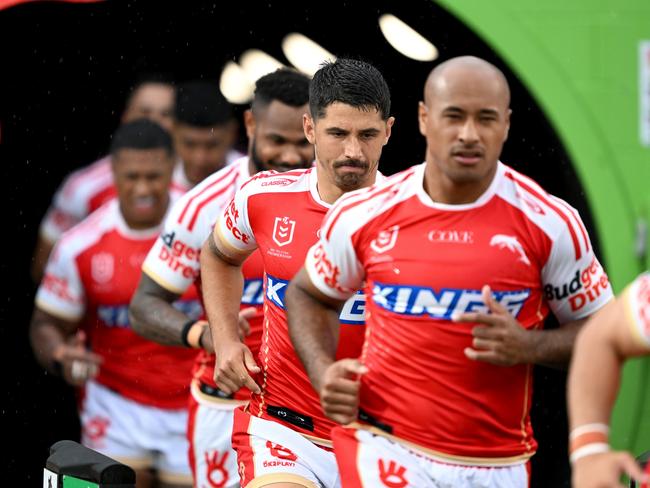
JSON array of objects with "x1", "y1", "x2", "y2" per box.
[
  {"x1": 315, "y1": 168, "x2": 376, "y2": 205},
  {"x1": 423, "y1": 161, "x2": 497, "y2": 205}
]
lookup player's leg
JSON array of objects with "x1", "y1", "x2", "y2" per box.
[
  {"x1": 232, "y1": 408, "x2": 337, "y2": 488},
  {"x1": 188, "y1": 395, "x2": 240, "y2": 488},
  {"x1": 80, "y1": 380, "x2": 157, "y2": 486}
]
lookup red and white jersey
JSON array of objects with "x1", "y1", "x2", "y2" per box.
[
  {"x1": 623, "y1": 272, "x2": 650, "y2": 348},
  {"x1": 305, "y1": 161, "x2": 613, "y2": 463},
  {"x1": 141, "y1": 156, "x2": 265, "y2": 402},
  {"x1": 36, "y1": 199, "x2": 201, "y2": 409},
  {"x1": 40, "y1": 149, "x2": 244, "y2": 242},
  {"x1": 215, "y1": 167, "x2": 368, "y2": 442}
]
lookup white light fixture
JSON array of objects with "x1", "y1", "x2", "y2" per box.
[
  {"x1": 219, "y1": 61, "x2": 255, "y2": 104},
  {"x1": 239, "y1": 49, "x2": 285, "y2": 83},
  {"x1": 281, "y1": 33, "x2": 336, "y2": 76},
  {"x1": 379, "y1": 14, "x2": 438, "y2": 62}
]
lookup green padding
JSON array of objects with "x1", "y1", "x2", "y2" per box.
[{"x1": 62, "y1": 476, "x2": 99, "y2": 488}]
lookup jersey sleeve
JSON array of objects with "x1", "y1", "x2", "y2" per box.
[
  {"x1": 622, "y1": 272, "x2": 650, "y2": 348},
  {"x1": 35, "y1": 239, "x2": 86, "y2": 321},
  {"x1": 541, "y1": 204, "x2": 613, "y2": 323},
  {"x1": 141, "y1": 193, "x2": 204, "y2": 295},
  {"x1": 214, "y1": 180, "x2": 257, "y2": 256},
  {"x1": 39, "y1": 178, "x2": 88, "y2": 243},
  {"x1": 304, "y1": 205, "x2": 364, "y2": 301}
]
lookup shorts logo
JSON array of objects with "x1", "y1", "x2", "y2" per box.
[
  {"x1": 272, "y1": 217, "x2": 296, "y2": 247},
  {"x1": 490, "y1": 234, "x2": 531, "y2": 266},
  {"x1": 91, "y1": 252, "x2": 114, "y2": 283},
  {"x1": 266, "y1": 441, "x2": 297, "y2": 461},
  {"x1": 204, "y1": 450, "x2": 229, "y2": 488},
  {"x1": 83, "y1": 416, "x2": 110, "y2": 448},
  {"x1": 371, "y1": 225, "x2": 399, "y2": 254},
  {"x1": 378, "y1": 459, "x2": 408, "y2": 488}
]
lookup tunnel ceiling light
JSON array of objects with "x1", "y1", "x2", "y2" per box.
[
  {"x1": 378, "y1": 14, "x2": 438, "y2": 62},
  {"x1": 282, "y1": 33, "x2": 336, "y2": 76},
  {"x1": 219, "y1": 61, "x2": 255, "y2": 104},
  {"x1": 239, "y1": 49, "x2": 285, "y2": 83}
]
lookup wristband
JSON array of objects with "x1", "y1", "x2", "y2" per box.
[
  {"x1": 569, "y1": 423, "x2": 610, "y2": 464},
  {"x1": 181, "y1": 320, "x2": 208, "y2": 349}
]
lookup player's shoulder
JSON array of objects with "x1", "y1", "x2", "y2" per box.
[
  {"x1": 239, "y1": 167, "x2": 312, "y2": 195},
  {"x1": 55, "y1": 200, "x2": 118, "y2": 259},
  {"x1": 59, "y1": 155, "x2": 113, "y2": 201},
  {"x1": 170, "y1": 160, "x2": 244, "y2": 230},
  {"x1": 497, "y1": 163, "x2": 585, "y2": 232},
  {"x1": 323, "y1": 164, "x2": 420, "y2": 233}
]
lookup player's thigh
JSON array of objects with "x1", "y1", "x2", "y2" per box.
[
  {"x1": 232, "y1": 408, "x2": 336, "y2": 488},
  {"x1": 191, "y1": 401, "x2": 240, "y2": 488}
]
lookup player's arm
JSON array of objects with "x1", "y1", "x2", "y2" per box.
[
  {"x1": 287, "y1": 268, "x2": 367, "y2": 425},
  {"x1": 568, "y1": 279, "x2": 649, "y2": 488},
  {"x1": 30, "y1": 307, "x2": 102, "y2": 386},
  {"x1": 286, "y1": 268, "x2": 345, "y2": 390},
  {"x1": 31, "y1": 234, "x2": 55, "y2": 284},
  {"x1": 129, "y1": 273, "x2": 211, "y2": 349},
  {"x1": 200, "y1": 226, "x2": 258, "y2": 394}
]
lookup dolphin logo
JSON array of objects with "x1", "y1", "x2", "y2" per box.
[{"x1": 490, "y1": 234, "x2": 531, "y2": 266}]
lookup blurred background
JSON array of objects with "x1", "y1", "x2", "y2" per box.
[{"x1": 1, "y1": 0, "x2": 648, "y2": 484}]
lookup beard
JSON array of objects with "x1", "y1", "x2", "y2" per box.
[
  {"x1": 250, "y1": 138, "x2": 311, "y2": 174},
  {"x1": 333, "y1": 158, "x2": 371, "y2": 191}
]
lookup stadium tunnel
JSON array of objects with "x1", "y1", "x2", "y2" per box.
[{"x1": 2, "y1": 0, "x2": 648, "y2": 485}]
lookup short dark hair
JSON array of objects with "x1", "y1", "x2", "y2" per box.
[
  {"x1": 124, "y1": 72, "x2": 175, "y2": 108},
  {"x1": 309, "y1": 58, "x2": 391, "y2": 121},
  {"x1": 110, "y1": 119, "x2": 174, "y2": 156},
  {"x1": 175, "y1": 80, "x2": 233, "y2": 127},
  {"x1": 252, "y1": 68, "x2": 311, "y2": 114}
]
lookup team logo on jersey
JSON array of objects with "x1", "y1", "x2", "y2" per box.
[
  {"x1": 371, "y1": 225, "x2": 399, "y2": 254},
  {"x1": 272, "y1": 217, "x2": 296, "y2": 247},
  {"x1": 489, "y1": 234, "x2": 531, "y2": 266},
  {"x1": 91, "y1": 252, "x2": 114, "y2": 283}
]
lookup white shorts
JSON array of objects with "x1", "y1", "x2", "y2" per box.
[
  {"x1": 232, "y1": 408, "x2": 340, "y2": 488},
  {"x1": 331, "y1": 426, "x2": 529, "y2": 488},
  {"x1": 188, "y1": 385, "x2": 244, "y2": 488},
  {"x1": 80, "y1": 380, "x2": 192, "y2": 484}
]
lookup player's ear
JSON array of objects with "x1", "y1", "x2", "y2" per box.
[
  {"x1": 244, "y1": 109, "x2": 256, "y2": 140},
  {"x1": 418, "y1": 101, "x2": 428, "y2": 137},
  {"x1": 384, "y1": 116, "x2": 395, "y2": 146},
  {"x1": 303, "y1": 113, "x2": 316, "y2": 145}
]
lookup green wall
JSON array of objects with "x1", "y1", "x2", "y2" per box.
[{"x1": 432, "y1": 0, "x2": 650, "y2": 451}]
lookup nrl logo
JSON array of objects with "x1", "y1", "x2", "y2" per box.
[
  {"x1": 272, "y1": 216, "x2": 296, "y2": 247},
  {"x1": 490, "y1": 234, "x2": 531, "y2": 266},
  {"x1": 370, "y1": 225, "x2": 399, "y2": 254},
  {"x1": 91, "y1": 252, "x2": 114, "y2": 283}
]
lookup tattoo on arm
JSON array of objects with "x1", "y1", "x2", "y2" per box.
[
  {"x1": 129, "y1": 273, "x2": 188, "y2": 346},
  {"x1": 207, "y1": 232, "x2": 241, "y2": 266}
]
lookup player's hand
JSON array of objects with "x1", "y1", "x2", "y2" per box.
[
  {"x1": 213, "y1": 339, "x2": 261, "y2": 395},
  {"x1": 53, "y1": 330, "x2": 103, "y2": 387},
  {"x1": 237, "y1": 307, "x2": 260, "y2": 340},
  {"x1": 455, "y1": 285, "x2": 532, "y2": 366},
  {"x1": 320, "y1": 359, "x2": 368, "y2": 425},
  {"x1": 572, "y1": 451, "x2": 646, "y2": 488}
]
